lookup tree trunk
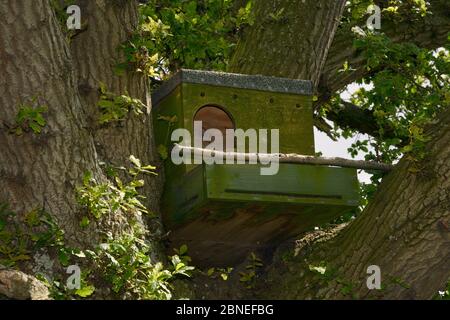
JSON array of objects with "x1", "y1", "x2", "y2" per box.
[
  {"x1": 68, "y1": 0, "x2": 163, "y2": 223},
  {"x1": 0, "y1": 0, "x2": 163, "y2": 259},
  {"x1": 229, "y1": 0, "x2": 347, "y2": 89},
  {"x1": 0, "y1": 0, "x2": 103, "y2": 246},
  {"x1": 231, "y1": 0, "x2": 450, "y2": 134}
]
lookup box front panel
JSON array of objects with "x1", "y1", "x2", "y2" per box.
[
  {"x1": 182, "y1": 83, "x2": 315, "y2": 156},
  {"x1": 205, "y1": 163, "x2": 359, "y2": 207}
]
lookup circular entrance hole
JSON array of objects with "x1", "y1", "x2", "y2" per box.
[{"x1": 193, "y1": 106, "x2": 235, "y2": 149}]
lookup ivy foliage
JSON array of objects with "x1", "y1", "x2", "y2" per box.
[
  {"x1": 344, "y1": 0, "x2": 429, "y2": 24},
  {"x1": 117, "y1": 0, "x2": 254, "y2": 80},
  {"x1": 76, "y1": 155, "x2": 156, "y2": 220},
  {"x1": 1, "y1": 156, "x2": 194, "y2": 300},
  {"x1": 39, "y1": 229, "x2": 194, "y2": 300},
  {"x1": 74, "y1": 156, "x2": 194, "y2": 300},
  {"x1": 97, "y1": 83, "x2": 146, "y2": 124},
  {"x1": 0, "y1": 205, "x2": 63, "y2": 268},
  {"x1": 437, "y1": 280, "x2": 450, "y2": 300},
  {"x1": 207, "y1": 266, "x2": 233, "y2": 281},
  {"x1": 328, "y1": 32, "x2": 449, "y2": 166},
  {"x1": 10, "y1": 98, "x2": 48, "y2": 135},
  {"x1": 0, "y1": 203, "x2": 99, "y2": 299},
  {"x1": 83, "y1": 236, "x2": 194, "y2": 300},
  {"x1": 239, "y1": 252, "x2": 263, "y2": 289}
]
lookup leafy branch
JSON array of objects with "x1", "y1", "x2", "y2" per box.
[
  {"x1": 97, "y1": 83, "x2": 146, "y2": 124},
  {"x1": 9, "y1": 97, "x2": 48, "y2": 135}
]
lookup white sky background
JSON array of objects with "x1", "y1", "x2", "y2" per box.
[{"x1": 314, "y1": 83, "x2": 373, "y2": 184}]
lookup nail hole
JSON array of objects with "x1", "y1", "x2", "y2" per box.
[
  {"x1": 200, "y1": 92, "x2": 206, "y2": 97},
  {"x1": 269, "y1": 98, "x2": 274, "y2": 104}
]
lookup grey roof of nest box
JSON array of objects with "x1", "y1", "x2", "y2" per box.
[{"x1": 151, "y1": 69, "x2": 313, "y2": 106}]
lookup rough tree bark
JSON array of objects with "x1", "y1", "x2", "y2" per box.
[
  {"x1": 0, "y1": 0, "x2": 164, "y2": 272},
  {"x1": 0, "y1": 1, "x2": 103, "y2": 246},
  {"x1": 229, "y1": 0, "x2": 347, "y2": 89},
  {"x1": 68, "y1": 0, "x2": 163, "y2": 236}
]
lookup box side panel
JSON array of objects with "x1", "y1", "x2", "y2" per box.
[
  {"x1": 161, "y1": 165, "x2": 207, "y2": 228},
  {"x1": 152, "y1": 85, "x2": 187, "y2": 183}
]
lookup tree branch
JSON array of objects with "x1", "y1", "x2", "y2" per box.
[
  {"x1": 174, "y1": 144, "x2": 394, "y2": 172},
  {"x1": 320, "y1": 0, "x2": 450, "y2": 96},
  {"x1": 315, "y1": 0, "x2": 450, "y2": 134},
  {"x1": 323, "y1": 100, "x2": 409, "y2": 143}
]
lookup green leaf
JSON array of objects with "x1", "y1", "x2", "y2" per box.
[
  {"x1": 82, "y1": 171, "x2": 92, "y2": 185},
  {"x1": 171, "y1": 255, "x2": 181, "y2": 266},
  {"x1": 12, "y1": 254, "x2": 31, "y2": 262},
  {"x1": 99, "y1": 82, "x2": 107, "y2": 94},
  {"x1": 141, "y1": 165, "x2": 157, "y2": 171},
  {"x1": 80, "y1": 216, "x2": 90, "y2": 228},
  {"x1": 29, "y1": 122, "x2": 42, "y2": 134},
  {"x1": 130, "y1": 179, "x2": 145, "y2": 188},
  {"x1": 157, "y1": 145, "x2": 168, "y2": 160},
  {"x1": 75, "y1": 285, "x2": 95, "y2": 298},
  {"x1": 98, "y1": 100, "x2": 115, "y2": 108},
  {"x1": 58, "y1": 249, "x2": 70, "y2": 266},
  {"x1": 175, "y1": 262, "x2": 185, "y2": 271},
  {"x1": 129, "y1": 155, "x2": 142, "y2": 168},
  {"x1": 309, "y1": 265, "x2": 327, "y2": 275},
  {"x1": 24, "y1": 209, "x2": 41, "y2": 227},
  {"x1": 179, "y1": 244, "x2": 188, "y2": 255},
  {"x1": 35, "y1": 114, "x2": 46, "y2": 126},
  {"x1": 73, "y1": 250, "x2": 86, "y2": 258},
  {"x1": 14, "y1": 127, "x2": 23, "y2": 136}
]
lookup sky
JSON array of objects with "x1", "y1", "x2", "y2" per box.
[
  {"x1": 314, "y1": 83, "x2": 373, "y2": 184},
  {"x1": 314, "y1": 128, "x2": 372, "y2": 184}
]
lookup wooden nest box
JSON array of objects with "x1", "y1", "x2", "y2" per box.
[{"x1": 152, "y1": 69, "x2": 359, "y2": 266}]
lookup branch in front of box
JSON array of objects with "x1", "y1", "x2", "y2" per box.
[{"x1": 173, "y1": 144, "x2": 395, "y2": 172}]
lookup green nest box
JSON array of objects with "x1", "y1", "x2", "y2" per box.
[{"x1": 152, "y1": 69, "x2": 359, "y2": 266}]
